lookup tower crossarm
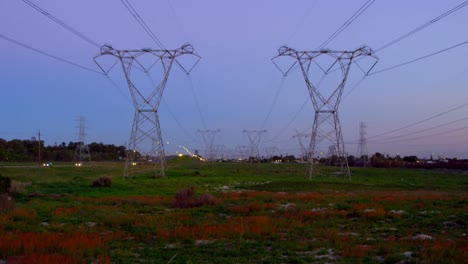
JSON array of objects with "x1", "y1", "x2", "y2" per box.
[{"x1": 272, "y1": 46, "x2": 378, "y2": 112}]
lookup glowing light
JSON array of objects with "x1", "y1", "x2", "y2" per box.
[{"x1": 178, "y1": 153, "x2": 183, "y2": 157}]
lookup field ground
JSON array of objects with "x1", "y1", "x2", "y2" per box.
[{"x1": 0, "y1": 157, "x2": 467, "y2": 263}]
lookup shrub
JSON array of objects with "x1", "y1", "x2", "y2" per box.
[
  {"x1": 172, "y1": 187, "x2": 216, "y2": 208},
  {"x1": 0, "y1": 174, "x2": 11, "y2": 194},
  {"x1": 193, "y1": 193, "x2": 216, "y2": 207},
  {"x1": 0, "y1": 193, "x2": 14, "y2": 212},
  {"x1": 92, "y1": 176, "x2": 112, "y2": 188}
]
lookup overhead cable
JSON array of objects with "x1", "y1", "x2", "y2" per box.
[
  {"x1": 368, "y1": 116, "x2": 468, "y2": 143},
  {"x1": 120, "y1": 0, "x2": 166, "y2": 49},
  {"x1": 370, "y1": 40, "x2": 468, "y2": 75},
  {"x1": 365, "y1": 102, "x2": 468, "y2": 140},
  {"x1": 375, "y1": 1, "x2": 468, "y2": 53},
  {"x1": 0, "y1": 33, "x2": 102, "y2": 75},
  {"x1": 316, "y1": 0, "x2": 377, "y2": 50},
  {"x1": 21, "y1": 0, "x2": 101, "y2": 48}
]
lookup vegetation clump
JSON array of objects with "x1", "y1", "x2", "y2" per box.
[
  {"x1": 0, "y1": 174, "x2": 11, "y2": 193},
  {"x1": 172, "y1": 187, "x2": 216, "y2": 208},
  {"x1": 0, "y1": 193, "x2": 14, "y2": 212},
  {"x1": 92, "y1": 176, "x2": 112, "y2": 188}
]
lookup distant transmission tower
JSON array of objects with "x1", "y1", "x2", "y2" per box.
[
  {"x1": 264, "y1": 146, "x2": 277, "y2": 159},
  {"x1": 235, "y1": 145, "x2": 249, "y2": 161},
  {"x1": 357, "y1": 122, "x2": 370, "y2": 167},
  {"x1": 94, "y1": 44, "x2": 200, "y2": 177},
  {"x1": 326, "y1": 145, "x2": 337, "y2": 166},
  {"x1": 292, "y1": 130, "x2": 309, "y2": 161},
  {"x1": 243, "y1": 129, "x2": 267, "y2": 160},
  {"x1": 197, "y1": 129, "x2": 220, "y2": 161},
  {"x1": 273, "y1": 46, "x2": 378, "y2": 179},
  {"x1": 74, "y1": 116, "x2": 91, "y2": 165}
]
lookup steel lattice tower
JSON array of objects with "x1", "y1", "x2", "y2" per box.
[
  {"x1": 293, "y1": 130, "x2": 310, "y2": 161},
  {"x1": 272, "y1": 46, "x2": 378, "y2": 179},
  {"x1": 74, "y1": 116, "x2": 91, "y2": 164},
  {"x1": 94, "y1": 44, "x2": 200, "y2": 177},
  {"x1": 235, "y1": 145, "x2": 249, "y2": 161},
  {"x1": 197, "y1": 129, "x2": 220, "y2": 161},
  {"x1": 357, "y1": 122, "x2": 370, "y2": 167},
  {"x1": 243, "y1": 129, "x2": 267, "y2": 160}
]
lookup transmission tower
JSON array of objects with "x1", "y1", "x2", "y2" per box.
[
  {"x1": 197, "y1": 129, "x2": 221, "y2": 161},
  {"x1": 273, "y1": 46, "x2": 378, "y2": 179},
  {"x1": 292, "y1": 130, "x2": 309, "y2": 161},
  {"x1": 325, "y1": 145, "x2": 337, "y2": 166},
  {"x1": 264, "y1": 146, "x2": 277, "y2": 159},
  {"x1": 243, "y1": 129, "x2": 267, "y2": 161},
  {"x1": 235, "y1": 145, "x2": 249, "y2": 161},
  {"x1": 74, "y1": 116, "x2": 91, "y2": 165},
  {"x1": 94, "y1": 44, "x2": 200, "y2": 177},
  {"x1": 357, "y1": 122, "x2": 370, "y2": 167}
]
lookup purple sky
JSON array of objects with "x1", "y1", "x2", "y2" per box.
[{"x1": 1, "y1": 0, "x2": 468, "y2": 159}]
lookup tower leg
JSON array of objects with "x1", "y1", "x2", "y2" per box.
[
  {"x1": 124, "y1": 110, "x2": 140, "y2": 177},
  {"x1": 306, "y1": 114, "x2": 319, "y2": 180},
  {"x1": 333, "y1": 113, "x2": 351, "y2": 178}
]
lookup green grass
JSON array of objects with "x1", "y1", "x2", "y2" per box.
[{"x1": 0, "y1": 157, "x2": 467, "y2": 263}]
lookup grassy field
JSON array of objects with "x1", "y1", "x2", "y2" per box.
[{"x1": 1, "y1": 157, "x2": 467, "y2": 263}]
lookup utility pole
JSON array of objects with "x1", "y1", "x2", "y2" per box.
[
  {"x1": 38, "y1": 130, "x2": 41, "y2": 166},
  {"x1": 243, "y1": 129, "x2": 267, "y2": 161},
  {"x1": 273, "y1": 46, "x2": 378, "y2": 179},
  {"x1": 94, "y1": 44, "x2": 200, "y2": 178},
  {"x1": 74, "y1": 116, "x2": 91, "y2": 165},
  {"x1": 357, "y1": 122, "x2": 370, "y2": 167},
  {"x1": 197, "y1": 129, "x2": 221, "y2": 161}
]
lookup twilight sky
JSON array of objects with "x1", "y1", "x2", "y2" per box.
[{"x1": 1, "y1": 0, "x2": 468, "y2": 159}]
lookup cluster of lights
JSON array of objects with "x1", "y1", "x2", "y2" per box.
[
  {"x1": 178, "y1": 145, "x2": 205, "y2": 161},
  {"x1": 74, "y1": 162, "x2": 82, "y2": 167}
]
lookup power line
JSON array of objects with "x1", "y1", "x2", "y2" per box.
[
  {"x1": 374, "y1": 1, "x2": 468, "y2": 53},
  {"x1": 342, "y1": 2, "x2": 468, "y2": 98},
  {"x1": 369, "y1": 116, "x2": 468, "y2": 143},
  {"x1": 267, "y1": 96, "x2": 310, "y2": 142},
  {"x1": 186, "y1": 75, "x2": 208, "y2": 130},
  {"x1": 161, "y1": 97, "x2": 198, "y2": 142},
  {"x1": 364, "y1": 102, "x2": 468, "y2": 141},
  {"x1": 120, "y1": 0, "x2": 166, "y2": 49},
  {"x1": 261, "y1": 77, "x2": 286, "y2": 130},
  {"x1": 316, "y1": 0, "x2": 377, "y2": 50},
  {"x1": 0, "y1": 33, "x2": 102, "y2": 75},
  {"x1": 370, "y1": 40, "x2": 468, "y2": 76},
  {"x1": 369, "y1": 126, "x2": 468, "y2": 145},
  {"x1": 21, "y1": 0, "x2": 101, "y2": 48},
  {"x1": 166, "y1": 0, "x2": 191, "y2": 44},
  {"x1": 285, "y1": 0, "x2": 319, "y2": 44}
]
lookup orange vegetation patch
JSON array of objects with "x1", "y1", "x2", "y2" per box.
[
  {"x1": 76, "y1": 195, "x2": 171, "y2": 206},
  {"x1": 0, "y1": 230, "x2": 118, "y2": 263},
  {"x1": 156, "y1": 215, "x2": 277, "y2": 240}
]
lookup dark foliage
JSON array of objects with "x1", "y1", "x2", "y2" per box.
[
  {"x1": 92, "y1": 176, "x2": 112, "y2": 188},
  {"x1": 0, "y1": 174, "x2": 11, "y2": 194},
  {"x1": 0, "y1": 138, "x2": 126, "y2": 162},
  {"x1": 172, "y1": 187, "x2": 216, "y2": 208},
  {"x1": 0, "y1": 193, "x2": 14, "y2": 212}
]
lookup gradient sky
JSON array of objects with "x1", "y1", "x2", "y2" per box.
[{"x1": 1, "y1": 0, "x2": 468, "y2": 159}]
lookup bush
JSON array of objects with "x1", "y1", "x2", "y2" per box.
[
  {"x1": 0, "y1": 174, "x2": 11, "y2": 194},
  {"x1": 193, "y1": 193, "x2": 216, "y2": 207},
  {"x1": 172, "y1": 187, "x2": 216, "y2": 208},
  {"x1": 0, "y1": 193, "x2": 14, "y2": 212},
  {"x1": 92, "y1": 176, "x2": 112, "y2": 188}
]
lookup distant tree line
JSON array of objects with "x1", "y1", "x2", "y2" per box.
[{"x1": 0, "y1": 138, "x2": 126, "y2": 162}]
